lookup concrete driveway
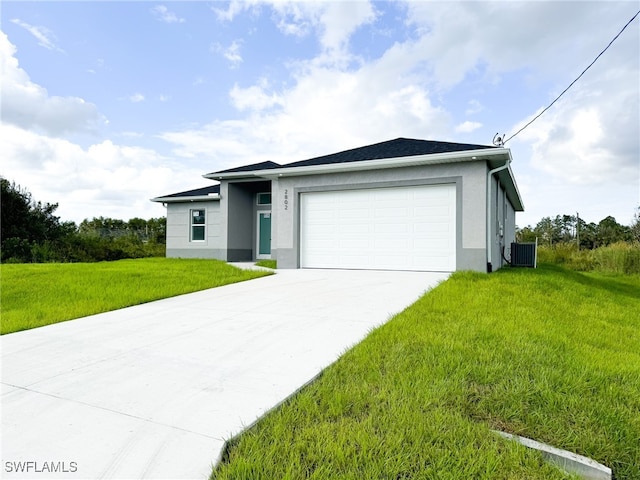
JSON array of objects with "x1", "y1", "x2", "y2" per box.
[{"x1": 1, "y1": 268, "x2": 448, "y2": 479}]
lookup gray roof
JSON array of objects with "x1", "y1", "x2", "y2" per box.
[
  {"x1": 209, "y1": 138, "x2": 493, "y2": 175},
  {"x1": 208, "y1": 160, "x2": 280, "y2": 175},
  {"x1": 284, "y1": 138, "x2": 494, "y2": 169},
  {"x1": 154, "y1": 184, "x2": 220, "y2": 199}
]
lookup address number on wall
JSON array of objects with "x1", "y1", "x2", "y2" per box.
[{"x1": 284, "y1": 189, "x2": 289, "y2": 210}]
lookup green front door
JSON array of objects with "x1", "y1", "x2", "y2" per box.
[{"x1": 258, "y1": 212, "x2": 271, "y2": 257}]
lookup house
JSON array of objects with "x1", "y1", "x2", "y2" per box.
[{"x1": 151, "y1": 138, "x2": 524, "y2": 273}]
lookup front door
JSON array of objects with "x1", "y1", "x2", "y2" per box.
[{"x1": 257, "y1": 211, "x2": 271, "y2": 259}]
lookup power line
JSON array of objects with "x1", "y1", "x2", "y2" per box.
[{"x1": 503, "y1": 9, "x2": 640, "y2": 145}]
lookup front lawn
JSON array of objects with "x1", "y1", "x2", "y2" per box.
[
  {"x1": 0, "y1": 258, "x2": 271, "y2": 334},
  {"x1": 213, "y1": 265, "x2": 640, "y2": 479}
]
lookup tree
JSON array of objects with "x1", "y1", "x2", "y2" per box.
[
  {"x1": 1, "y1": 178, "x2": 73, "y2": 262},
  {"x1": 516, "y1": 225, "x2": 537, "y2": 242},
  {"x1": 632, "y1": 206, "x2": 640, "y2": 243},
  {"x1": 596, "y1": 216, "x2": 631, "y2": 246}
]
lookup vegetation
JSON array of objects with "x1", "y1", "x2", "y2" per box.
[
  {"x1": 0, "y1": 258, "x2": 271, "y2": 334},
  {"x1": 255, "y1": 259, "x2": 277, "y2": 269},
  {"x1": 538, "y1": 241, "x2": 640, "y2": 274},
  {"x1": 517, "y1": 209, "x2": 640, "y2": 274},
  {"x1": 517, "y1": 211, "x2": 636, "y2": 249},
  {"x1": 1, "y1": 178, "x2": 166, "y2": 263},
  {"x1": 212, "y1": 265, "x2": 640, "y2": 480}
]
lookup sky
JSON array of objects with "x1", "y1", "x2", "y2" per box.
[{"x1": 1, "y1": 1, "x2": 639, "y2": 228}]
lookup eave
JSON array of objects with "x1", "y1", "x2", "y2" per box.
[{"x1": 150, "y1": 193, "x2": 220, "y2": 204}]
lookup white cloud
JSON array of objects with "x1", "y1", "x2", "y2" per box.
[
  {"x1": 161, "y1": 51, "x2": 451, "y2": 169},
  {"x1": 229, "y1": 81, "x2": 283, "y2": 111},
  {"x1": 129, "y1": 93, "x2": 145, "y2": 103},
  {"x1": 212, "y1": 0, "x2": 258, "y2": 22},
  {"x1": 159, "y1": 94, "x2": 170, "y2": 102},
  {"x1": 213, "y1": 1, "x2": 376, "y2": 53},
  {"x1": 0, "y1": 32, "x2": 102, "y2": 136},
  {"x1": 0, "y1": 123, "x2": 195, "y2": 223},
  {"x1": 404, "y1": 2, "x2": 638, "y2": 88},
  {"x1": 211, "y1": 40, "x2": 243, "y2": 68},
  {"x1": 151, "y1": 5, "x2": 185, "y2": 24},
  {"x1": 511, "y1": 56, "x2": 639, "y2": 187},
  {"x1": 455, "y1": 121, "x2": 482, "y2": 133},
  {"x1": 10, "y1": 18, "x2": 64, "y2": 53},
  {"x1": 465, "y1": 100, "x2": 483, "y2": 116}
]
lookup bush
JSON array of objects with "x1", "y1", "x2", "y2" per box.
[
  {"x1": 539, "y1": 241, "x2": 640, "y2": 274},
  {"x1": 591, "y1": 242, "x2": 640, "y2": 274}
]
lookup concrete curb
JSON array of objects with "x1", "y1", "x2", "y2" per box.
[{"x1": 493, "y1": 430, "x2": 612, "y2": 480}]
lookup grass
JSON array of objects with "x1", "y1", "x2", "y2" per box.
[
  {"x1": 0, "y1": 258, "x2": 271, "y2": 334},
  {"x1": 212, "y1": 265, "x2": 640, "y2": 479},
  {"x1": 538, "y1": 241, "x2": 640, "y2": 274},
  {"x1": 255, "y1": 259, "x2": 277, "y2": 269}
]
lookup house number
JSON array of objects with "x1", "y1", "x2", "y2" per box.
[{"x1": 284, "y1": 189, "x2": 289, "y2": 210}]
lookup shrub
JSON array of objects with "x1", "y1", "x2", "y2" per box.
[
  {"x1": 591, "y1": 241, "x2": 640, "y2": 274},
  {"x1": 539, "y1": 241, "x2": 640, "y2": 274}
]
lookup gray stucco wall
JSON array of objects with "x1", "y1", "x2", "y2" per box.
[
  {"x1": 165, "y1": 201, "x2": 223, "y2": 259},
  {"x1": 225, "y1": 183, "x2": 255, "y2": 261},
  {"x1": 488, "y1": 176, "x2": 518, "y2": 271},
  {"x1": 163, "y1": 160, "x2": 520, "y2": 272},
  {"x1": 271, "y1": 161, "x2": 489, "y2": 272}
]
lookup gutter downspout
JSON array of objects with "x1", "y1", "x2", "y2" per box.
[{"x1": 486, "y1": 158, "x2": 511, "y2": 272}]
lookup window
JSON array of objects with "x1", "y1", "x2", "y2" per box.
[
  {"x1": 191, "y1": 209, "x2": 205, "y2": 241},
  {"x1": 257, "y1": 192, "x2": 272, "y2": 205}
]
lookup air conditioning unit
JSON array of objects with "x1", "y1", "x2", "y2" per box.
[{"x1": 511, "y1": 239, "x2": 537, "y2": 268}]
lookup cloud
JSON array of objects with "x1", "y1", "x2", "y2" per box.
[
  {"x1": 0, "y1": 32, "x2": 102, "y2": 136},
  {"x1": 404, "y1": 2, "x2": 638, "y2": 88},
  {"x1": 160, "y1": 52, "x2": 451, "y2": 168},
  {"x1": 159, "y1": 94, "x2": 170, "y2": 102},
  {"x1": 0, "y1": 123, "x2": 195, "y2": 223},
  {"x1": 150, "y1": 5, "x2": 185, "y2": 24},
  {"x1": 229, "y1": 81, "x2": 283, "y2": 112},
  {"x1": 455, "y1": 121, "x2": 482, "y2": 133},
  {"x1": 10, "y1": 18, "x2": 64, "y2": 53},
  {"x1": 510, "y1": 26, "x2": 639, "y2": 188},
  {"x1": 129, "y1": 93, "x2": 145, "y2": 103},
  {"x1": 211, "y1": 40, "x2": 243, "y2": 68},
  {"x1": 213, "y1": 1, "x2": 377, "y2": 53},
  {"x1": 465, "y1": 100, "x2": 483, "y2": 116}
]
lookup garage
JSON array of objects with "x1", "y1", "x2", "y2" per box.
[{"x1": 300, "y1": 183, "x2": 456, "y2": 272}]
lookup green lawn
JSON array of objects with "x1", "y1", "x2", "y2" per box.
[
  {"x1": 212, "y1": 265, "x2": 640, "y2": 480},
  {"x1": 0, "y1": 258, "x2": 271, "y2": 334},
  {"x1": 255, "y1": 259, "x2": 277, "y2": 269}
]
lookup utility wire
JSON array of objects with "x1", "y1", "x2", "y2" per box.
[{"x1": 503, "y1": 9, "x2": 640, "y2": 145}]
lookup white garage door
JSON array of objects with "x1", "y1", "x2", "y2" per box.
[{"x1": 300, "y1": 184, "x2": 456, "y2": 272}]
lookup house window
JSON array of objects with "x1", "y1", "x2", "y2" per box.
[
  {"x1": 191, "y1": 209, "x2": 205, "y2": 241},
  {"x1": 257, "y1": 192, "x2": 272, "y2": 205}
]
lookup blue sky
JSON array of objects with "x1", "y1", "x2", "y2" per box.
[{"x1": 1, "y1": 1, "x2": 638, "y2": 228}]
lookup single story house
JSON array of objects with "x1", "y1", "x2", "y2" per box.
[{"x1": 151, "y1": 138, "x2": 524, "y2": 273}]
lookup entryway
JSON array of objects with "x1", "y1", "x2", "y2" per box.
[{"x1": 257, "y1": 211, "x2": 271, "y2": 259}]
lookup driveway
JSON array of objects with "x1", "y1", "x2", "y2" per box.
[{"x1": 1, "y1": 268, "x2": 448, "y2": 479}]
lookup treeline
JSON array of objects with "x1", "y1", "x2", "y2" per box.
[
  {"x1": 517, "y1": 211, "x2": 640, "y2": 274},
  {"x1": 1, "y1": 178, "x2": 165, "y2": 263},
  {"x1": 517, "y1": 213, "x2": 639, "y2": 248}
]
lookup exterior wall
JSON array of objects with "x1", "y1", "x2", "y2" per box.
[
  {"x1": 505, "y1": 194, "x2": 516, "y2": 263},
  {"x1": 271, "y1": 161, "x2": 489, "y2": 272},
  {"x1": 225, "y1": 183, "x2": 255, "y2": 261},
  {"x1": 165, "y1": 201, "x2": 224, "y2": 259},
  {"x1": 488, "y1": 175, "x2": 518, "y2": 271}
]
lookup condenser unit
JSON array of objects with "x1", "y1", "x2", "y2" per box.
[{"x1": 511, "y1": 239, "x2": 537, "y2": 268}]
